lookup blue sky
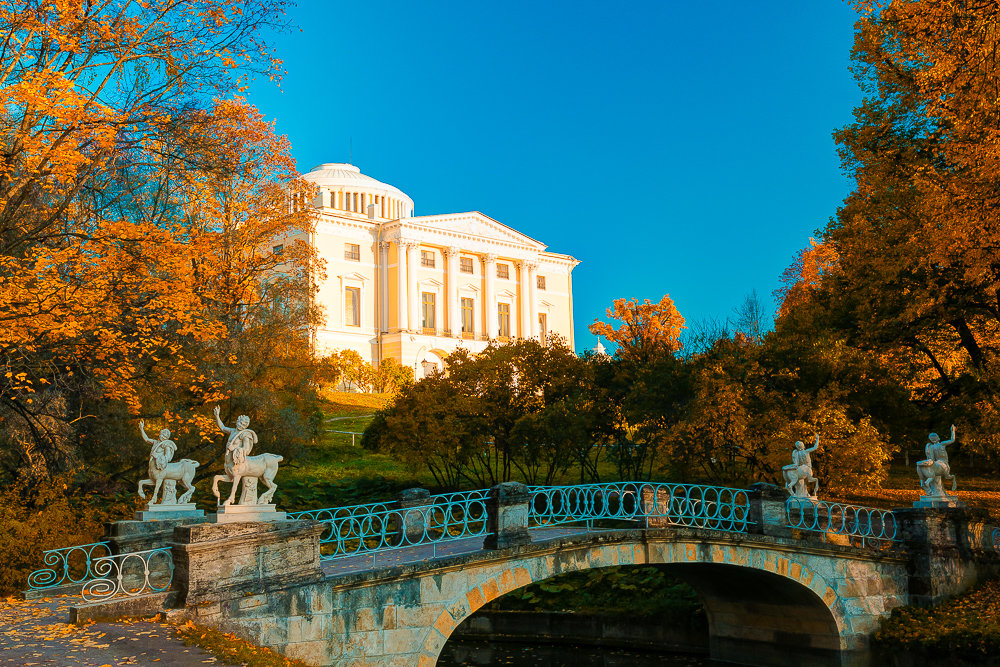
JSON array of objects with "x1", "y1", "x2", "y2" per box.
[{"x1": 247, "y1": 1, "x2": 864, "y2": 352}]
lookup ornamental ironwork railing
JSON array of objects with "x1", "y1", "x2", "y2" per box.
[
  {"x1": 27, "y1": 541, "x2": 113, "y2": 592},
  {"x1": 81, "y1": 547, "x2": 175, "y2": 603},
  {"x1": 528, "y1": 482, "x2": 751, "y2": 533},
  {"x1": 785, "y1": 498, "x2": 897, "y2": 548},
  {"x1": 287, "y1": 488, "x2": 489, "y2": 563}
]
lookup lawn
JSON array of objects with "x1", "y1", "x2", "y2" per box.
[{"x1": 280, "y1": 391, "x2": 433, "y2": 512}]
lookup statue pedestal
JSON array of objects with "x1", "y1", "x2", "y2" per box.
[
  {"x1": 913, "y1": 495, "x2": 965, "y2": 509},
  {"x1": 214, "y1": 504, "x2": 286, "y2": 523},
  {"x1": 134, "y1": 504, "x2": 205, "y2": 521}
]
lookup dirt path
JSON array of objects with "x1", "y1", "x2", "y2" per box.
[{"x1": 0, "y1": 596, "x2": 238, "y2": 667}]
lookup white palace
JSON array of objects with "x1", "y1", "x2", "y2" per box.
[{"x1": 295, "y1": 163, "x2": 579, "y2": 378}]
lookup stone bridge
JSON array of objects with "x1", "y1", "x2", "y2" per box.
[{"x1": 32, "y1": 482, "x2": 1000, "y2": 667}]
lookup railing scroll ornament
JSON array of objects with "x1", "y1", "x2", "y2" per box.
[
  {"x1": 528, "y1": 482, "x2": 752, "y2": 533},
  {"x1": 785, "y1": 498, "x2": 897, "y2": 548},
  {"x1": 27, "y1": 541, "x2": 113, "y2": 592},
  {"x1": 287, "y1": 489, "x2": 489, "y2": 563},
  {"x1": 81, "y1": 547, "x2": 175, "y2": 603}
]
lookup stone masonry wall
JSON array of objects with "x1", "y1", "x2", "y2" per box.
[{"x1": 183, "y1": 529, "x2": 909, "y2": 667}]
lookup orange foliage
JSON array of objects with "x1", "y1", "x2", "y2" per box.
[
  {"x1": 0, "y1": 0, "x2": 304, "y2": 475},
  {"x1": 589, "y1": 295, "x2": 685, "y2": 361},
  {"x1": 775, "y1": 238, "x2": 838, "y2": 318}
]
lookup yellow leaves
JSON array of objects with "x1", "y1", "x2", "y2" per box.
[{"x1": 589, "y1": 294, "x2": 685, "y2": 360}]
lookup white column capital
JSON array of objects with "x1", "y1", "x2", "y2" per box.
[
  {"x1": 482, "y1": 253, "x2": 498, "y2": 265},
  {"x1": 443, "y1": 246, "x2": 461, "y2": 258}
]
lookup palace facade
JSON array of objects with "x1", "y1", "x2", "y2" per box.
[{"x1": 297, "y1": 163, "x2": 579, "y2": 378}]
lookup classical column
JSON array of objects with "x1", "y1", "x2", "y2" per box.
[
  {"x1": 483, "y1": 253, "x2": 497, "y2": 338},
  {"x1": 379, "y1": 241, "x2": 391, "y2": 333},
  {"x1": 445, "y1": 247, "x2": 461, "y2": 337},
  {"x1": 527, "y1": 261, "x2": 540, "y2": 337},
  {"x1": 406, "y1": 243, "x2": 419, "y2": 331},
  {"x1": 517, "y1": 260, "x2": 531, "y2": 339},
  {"x1": 396, "y1": 240, "x2": 410, "y2": 332}
]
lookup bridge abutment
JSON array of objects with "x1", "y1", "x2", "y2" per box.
[{"x1": 894, "y1": 506, "x2": 997, "y2": 605}]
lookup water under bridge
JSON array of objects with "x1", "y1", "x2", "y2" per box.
[{"x1": 26, "y1": 481, "x2": 1000, "y2": 666}]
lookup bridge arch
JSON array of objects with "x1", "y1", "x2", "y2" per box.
[{"x1": 418, "y1": 537, "x2": 881, "y2": 667}]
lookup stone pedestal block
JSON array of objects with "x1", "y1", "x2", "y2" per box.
[
  {"x1": 746, "y1": 483, "x2": 792, "y2": 538},
  {"x1": 395, "y1": 487, "x2": 432, "y2": 545},
  {"x1": 171, "y1": 521, "x2": 324, "y2": 605},
  {"x1": 134, "y1": 504, "x2": 205, "y2": 521},
  {"x1": 640, "y1": 485, "x2": 669, "y2": 528},
  {"x1": 483, "y1": 481, "x2": 531, "y2": 550},
  {"x1": 913, "y1": 496, "x2": 964, "y2": 509},
  {"x1": 214, "y1": 504, "x2": 286, "y2": 523},
  {"x1": 104, "y1": 517, "x2": 207, "y2": 554}
]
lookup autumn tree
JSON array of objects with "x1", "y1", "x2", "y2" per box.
[
  {"x1": 778, "y1": 0, "x2": 1000, "y2": 460},
  {"x1": 589, "y1": 295, "x2": 685, "y2": 364},
  {"x1": 0, "y1": 0, "x2": 309, "y2": 480},
  {"x1": 364, "y1": 338, "x2": 600, "y2": 488}
]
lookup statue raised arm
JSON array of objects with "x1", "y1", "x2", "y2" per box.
[
  {"x1": 214, "y1": 405, "x2": 234, "y2": 435},
  {"x1": 139, "y1": 420, "x2": 156, "y2": 446},
  {"x1": 939, "y1": 424, "x2": 957, "y2": 448},
  {"x1": 803, "y1": 433, "x2": 820, "y2": 453}
]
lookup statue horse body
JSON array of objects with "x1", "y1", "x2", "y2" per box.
[
  {"x1": 139, "y1": 459, "x2": 199, "y2": 504},
  {"x1": 783, "y1": 463, "x2": 819, "y2": 498},
  {"x1": 917, "y1": 459, "x2": 956, "y2": 497},
  {"x1": 212, "y1": 452, "x2": 283, "y2": 506}
]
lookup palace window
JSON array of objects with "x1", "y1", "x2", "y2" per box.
[
  {"x1": 352, "y1": 192, "x2": 358, "y2": 212},
  {"x1": 422, "y1": 292, "x2": 436, "y2": 331},
  {"x1": 461, "y1": 297, "x2": 474, "y2": 336},
  {"x1": 537, "y1": 275, "x2": 546, "y2": 290},
  {"x1": 344, "y1": 243, "x2": 360, "y2": 261},
  {"x1": 498, "y1": 303, "x2": 510, "y2": 338},
  {"x1": 460, "y1": 257, "x2": 474, "y2": 274},
  {"x1": 496, "y1": 263, "x2": 509, "y2": 280},
  {"x1": 272, "y1": 244, "x2": 284, "y2": 256},
  {"x1": 421, "y1": 250, "x2": 436, "y2": 268},
  {"x1": 538, "y1": 313, "x2": 548, "y2": 345},
  {"x1": 345, "y1": 287, "x2": 360, "y2": 327}
]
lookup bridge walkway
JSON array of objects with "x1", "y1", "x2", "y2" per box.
[{"x1": 322, "y1": 526, "x2": 593, "y2": 578}]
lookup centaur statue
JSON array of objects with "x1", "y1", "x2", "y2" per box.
[
  {"x1": 917, "y1": 424, "x2": 957, "y2": 498},
  {"x1": 783, "y1": 434, "x2": 820, "y2": 498},
  {"x1": 137, "y1": 420, "x2": 199, "y2": 504},
  {"x1": 210, "y1": 405, "x2": 283, "y2": 507}
]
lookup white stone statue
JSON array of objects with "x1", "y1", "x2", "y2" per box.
[
  {"x1": 917, "y1": 424, "x2": 957, "y2": 498},
  {"x1": 783, "y1": 434, "x2": 820, "y2": 498},
  {"x1": 211, "y1": 406, "x2": 283, "y2": 507},
  {"x1": 137, "y1": 420, "x2": 199, "y2": 505}
]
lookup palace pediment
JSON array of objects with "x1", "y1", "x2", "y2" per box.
[{"x1": 396, "y1": 212, "x2": 546, "y2": 251}]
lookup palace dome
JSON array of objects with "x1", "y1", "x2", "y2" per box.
[{"x1": 303, "y1": 163, "x2": 413, "y2": 218}]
